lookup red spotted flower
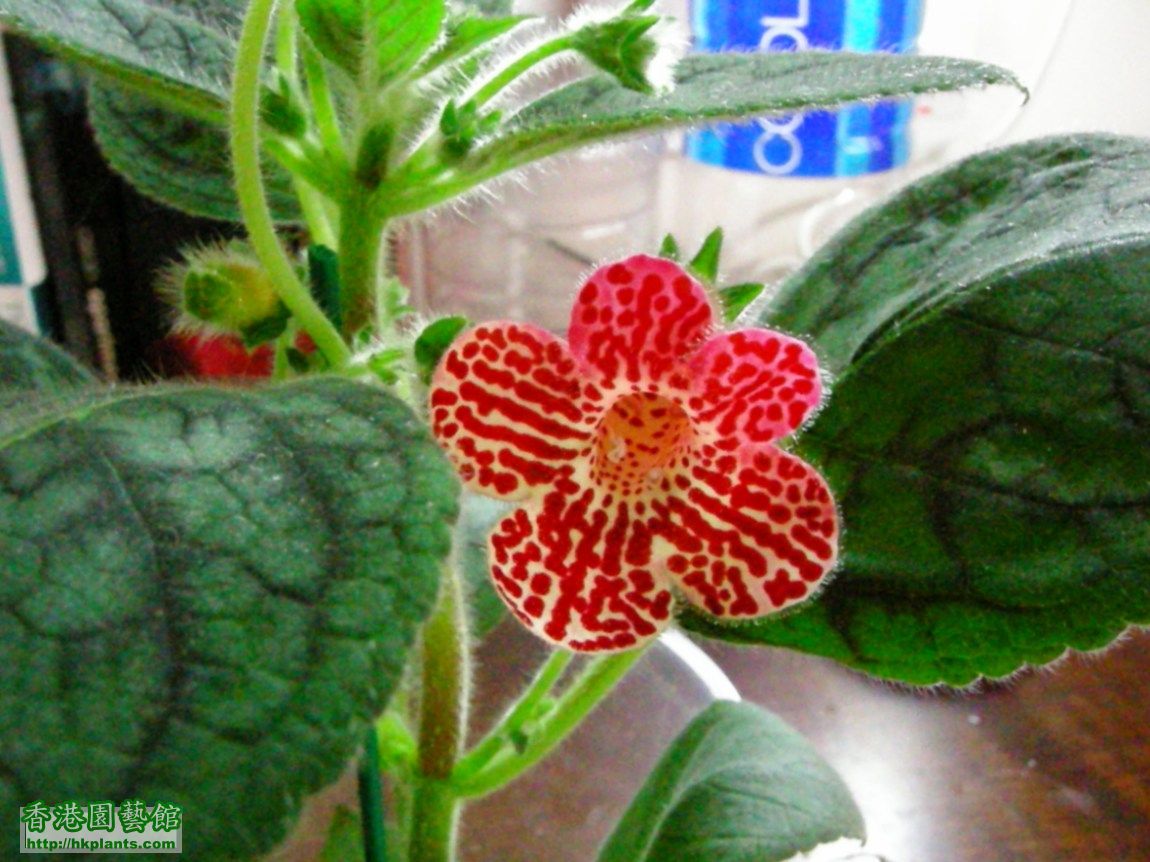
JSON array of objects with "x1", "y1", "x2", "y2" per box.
[{"x1": 429, "y1": 255, "x2": 838, "y2": 652}]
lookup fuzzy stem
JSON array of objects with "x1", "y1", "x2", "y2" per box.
[
  {"x1": 230, "y1": 0, "x2": 350, "y2": 368},
  {"x1": 337, "y1": 189, "x2": 388, "y2": 338},
  {"x1": 471, "y1": 35, "x2": 575, "y2": 108},
  {"x1": 408, "y1": 566, "x2": 470, "y2": 862},
  {"x1": 452, "y1": 649, "x2": 573, "y2": 783},
  {"x1": 452, "y1": 647, "x2": 646, "y2": 799}
]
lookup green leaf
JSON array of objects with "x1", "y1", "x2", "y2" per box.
[
  {"x1": 422, "y1": 12, "x2": 528, "y2": 72},
  {"x1": 0, "y1": 319, "x2": 96, "y2": 394},
  {"x1": 87, "y1": 81, "x2": 301, "y2": 224},
  {"x1": 473, "y1": 53, "x2": 1020, "y2": 174},
  {"x1": 0, "y1": 377, "x2": 458, "y2": 858},
  {"x1": 457, "y1": 491, "x2": 513, "y2": 638},
  {"x1": 598, "y1": 701, "x2": 865, "y2": 862},
  {"x1": 0, "y1": 0, "x2": 239, "y2": 118},
  {"x1": 684, "y1": 134, "x2": 1150, "y2": 686},
  {"x1": 458, "y1": 0, "x2": 512, "y2": 15},
  {"x1": 308, "y1": 245, "x2": 345, "y2": 331},
  {"x1": 297, "y1": 0, "x2": 446, "y2": 85},
  {"x1": 658, "y1": 233, "x2": 681, "y2": 261},
  {"x1": 688, "y1": 227, "x2": 723, "y2": 284}
]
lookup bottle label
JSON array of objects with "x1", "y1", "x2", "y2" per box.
[{"x1": 687, "y1": 0, "x2": 925, "y2": 178}]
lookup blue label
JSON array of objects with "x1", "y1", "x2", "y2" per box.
[{"x1": 687, "y1": 0, "x2": 924, "y2": 178}]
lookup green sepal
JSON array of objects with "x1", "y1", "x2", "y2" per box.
[
  {"x1": 570, "y1": 14, "x2": 662, "y2": 94},
  {"x1": 415, "y1": 316, "x2": 470, "y2": 382},
  {"x1": 687, "y1": 227, "x2": 723, "y2": 284},
  {"x1": 658, "y1": 233, "x2": 681, "y2": 261},
  {"x1": 239, "y1": 305, "x2": 292, "y2": 348},
  {"x1": 718, "y1": 282, "x2": 765, "y2": 323},
  {"x1": 261, "y1": 69, "x2": 309, "y2": 139}
]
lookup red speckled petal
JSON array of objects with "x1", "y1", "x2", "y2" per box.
[
  {"x1": 429, "y1": 323, "x2": 602, "y2": 501},
  {"x1": 687, "y1": 329, "x2": 823, "y2": 445},
  {"x1": 652, "y1": 445, "x2": 838, "y2": 619},
  {"x1": 568, "y1": 255, "x2": 714, "y2": 391},
  {"x1": 489, "y1": 481, "x2": 675, "y2": 653}
]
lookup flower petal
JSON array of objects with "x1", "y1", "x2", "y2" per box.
[
  {"x1": 687, "y1": 329, "x2": 823, "y2": 445},
  {"x1": 489, "y1": 484, "x2": 675, "y2": 652},
  {"x1": 568, "y1": 254, "x2": 714, "y2": 390},
  {"x1": 429, "y1": 323, "x2": 599, "y2": 501},
  {"x1": 652, "y1": 445, "x2": 838, "y2": 619}
]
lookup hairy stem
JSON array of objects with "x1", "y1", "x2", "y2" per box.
[
  {"x1": 230, "y1": 0, "x2": 350, "y2": 368},
  {"x1": 337, "y1": 188, "x2": 389, "y2": 338},
  {"x1": 408, "y1": 566, "x2": 470, "y2": 862},
  {"x1": 452, "y1": 649, "x2": 573, "y2": 783},
  {"x1": 452, "y1": 647, "x2": 646, "y2": 799}
]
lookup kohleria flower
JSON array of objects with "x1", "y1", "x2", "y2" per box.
[{"x1": 429, "y1": 255, "x2": 838, "y2": 652}]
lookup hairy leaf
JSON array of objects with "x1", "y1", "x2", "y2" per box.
[
  {"x1": 0, "y1": 376, "x2": 457, "y2": 858},
  {"x1": 474, "y1": 53, "x2": 1019, "y2": 174},
  {"x1": 0, "y1": 0, "x2": 241, "y2": 117},
  {"x1": 684, "y1": 135, "x2": 1150, "y2": 686},
  {"x1": 297, "y1": 0, "x2": 445, "y2": 85},
  {"x1": 88, "y1": 81, "x2": 301, "y2": 223},
  {"x1": 598, "y1": 701, "x2": 865, "y2": 862},
  {"x1": 0, "y1": 319, "x2": 96, "y2": 393}
]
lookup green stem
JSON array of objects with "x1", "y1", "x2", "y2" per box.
[
  {"x1": 453, "y1": 650, "x2": 573, "y2": 783},
  {"x1": 230, "y1": 0, "x2": 351, "y2": 369},
  {"x1": 472, "y1": 35, "x2": 575, "y2": 108},
  {"x1": 453, "y1": 647, "x2": 647, "y2": 799},
  {"x1": 358, "y1": 728, "x2": 388, "y2": 862},
  {"x1": 408, "y1": 567, "x2": 470, "y2": 862},
  {"x1": 337, "y1": 189, "x2": 389, "y2": 338},
  {"x1": 303, "y1": 41, "x2": 348, "y2": 167}
]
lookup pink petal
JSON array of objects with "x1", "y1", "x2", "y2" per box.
[
  {"x1": 687, "y1": 329, "x2": 823, "y2": 445},
  {"x1": 652, "y1": 445, "x2": 838, "y2": 619},
  {"x1": 429, "y1": 323, "x2": 600, "y2": 501},
  {"x1": 489, "y1": 483, "x2": 675, "y2": 653},
  {"x1": 568, "y1": 255, "x2": 714, "y2": 391}
]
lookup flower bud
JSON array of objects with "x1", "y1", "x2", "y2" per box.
[{"x1": 164, "y1": 243, "x2": 290, "y2": 346}]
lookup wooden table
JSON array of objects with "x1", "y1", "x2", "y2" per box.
[{"x1": 708, "y1": 630, "x2": 1150, "y2": 862}]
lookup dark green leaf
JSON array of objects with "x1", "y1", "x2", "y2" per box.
[
  {"x1": 0, "y1": 0, "x2": 240, "y2": 117},
  {"x1": 474, "y1": 53, "x2": 1020, "y2": 174},
  {"x1": 598, "y1": 701, "x2": 865, "y2": 862},
  {"x1": 414, "y1": 316, "x2": 470, "y2": 380},
  {"x1": 297, "y1": 0, "x2": 445, "y2": 85},
  {"x1": 457, "y1": 491, "x2": 512, "y2": 638},
  {"x1": 0, "y1": 319, "x2": 96, "y2": 394},
  {"x1": 87, "y1": 81, "x2": 301, "y2": 224},
  {"x1": 0, "y1": 378, "x2": 458, "y2": 858},
  {"x1": 308, "y1": 245, "x2": 345, "y2": 330},
  {"x1": 718, "y1": 282, "x2": 764, "y2": 323},
  {"x1": 688, "y1": 227, "x2": 723, "y2": 284},
  {"x1": 685, "y1": 134, "x2": 1150, "y2": 686}
]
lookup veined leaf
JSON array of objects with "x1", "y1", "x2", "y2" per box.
[
  {"x1": 297, "y1": 0, "x2": 446, "y2": 85},
  {"x1": 0, "y1": 319, "x2": 96, "y2": 393},
  {"x1": 684, "y1": 135, "x2": 1150, "y2": 686},
  {"x1": 0, "y1": 375, "x2": 458, "y2": 858},
  {"x1": 0, "y1": 0, "x2": 241, "y2": 118},
  {"x1": 598, "y1": 701, "x2": 865, "y2": 862},
  {"x1": 476, "y1": 52, "x2": 1019, "y2": 173},
  {"x1": 88, "y1": 81, "x2": 301, "y2": 223}
]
